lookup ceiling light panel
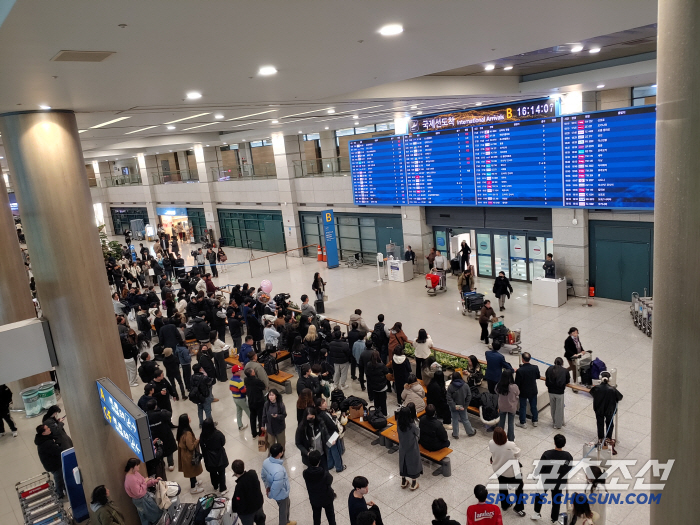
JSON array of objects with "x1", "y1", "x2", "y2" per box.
[
  {"x1": 90, "y1": 116, "x2": 131, "y2": 129},
  {"x1": 124, "y1": 125, "x2": 158, "y2": 135},
  {"x1": 226, "y1": 110, "x2": 277, "y2": 121},
  {"x1": 379, "y1": 24, "x2": 403, "y2": 36},
  {"x1": 181, "y1": 122, "x2": 220, "y2": 131},
  {"x1": 164, "y1": 113, "x2": 211, "y2": 124}
]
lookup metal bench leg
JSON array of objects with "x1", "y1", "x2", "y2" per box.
[
  {"x1": 440, "y1": 457, "x2": 451, "y2": 477},
  {"x1": 283, "y1": 381, "x2": 292, "y2": 395},
  {"x1": 377, "y1": 435, "x2": 386, "y2": 447}
]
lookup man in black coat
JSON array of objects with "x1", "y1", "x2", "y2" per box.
[
  {"x1": 296, "y1": 364, "x2": 322, "y2": 397},
  {"x1": 231, "y1": 460, "x2": 266, "y2": 524},
  {"x1": 0, "y1": 384, "x2": 17, "y2": 437},
  {"x1": 152, "y1": 368, "x2": 178, "y2": 409},
  {"x1": 192, "y1": 314, "x2": 211, "y2": 342},
  {"x1": 138, "y1": 352, "x2": 159, "y2": 384},
  {"x1": 303, "y1": 450, "x2": 336, "y2": 525},
  {"x1": 35, "y1": 424, "x2": 65, "y2": 498},
  {"x1": 418, "y1": 405, "x2": 450, "y2": 452},
  {"x1": 328, "y1": 331, "x2": 351, "y2": 388},
  {"x1": 358, "y1": 340, "x2": 375, "y2": 396},
  {"x1": 515, "y1": 352, "x2": 541, "y2": 428},
  {"x1": 138, "y1": 384, "x2": 156, "y2": 412},
  {"x1": 186, "y1": 293, "x2": 204, "y2": 320},
  {"x1": 159, "y1": 319, "x2": 184, "y2": 350},
  {"x1": 145, "y1": 399, "x2": 178, "y2": 471}
]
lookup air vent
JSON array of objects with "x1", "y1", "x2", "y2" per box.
[
  {"x1": 51, "y1": 50, "x2": 115, "y2": 62},
  {"x1": 299, "y1": 203, "x2": 306, "y2": 207},
  {"x1": 326, "y1": 204, "x2": 334, "y2": 207},
  {"x1": 256, "y1": 203, "x2": 262, "y2": 206},
  {"x1": 185, "y1": 202, "x2": 191, "y2": 204},
  {"x1": 524, "y1": 216, "x2": 538, "y2": 221},
  {"x1": 439, "y1": 214, "x2": 451, "y2": 218}
]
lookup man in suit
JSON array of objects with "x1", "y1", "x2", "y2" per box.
[{"x1": 515, "y1": 352, "x2": 541, "y2": 428}]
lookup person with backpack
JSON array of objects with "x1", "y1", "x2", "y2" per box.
[
  {"x1": 189, "y1": 364, "x2": 214, "y2": 427},
  {"x1": 303, "y1": 449, "x2": 337, "y2": 525},
  {"x1": 545, "y1": 357, "x2": 570, "y2": 429},
  {"x1": 329, "y1": 330, "x2": 351, "y2": 389},
  {"x1": 371, "y1": 314, "x2": 390, "y2": 363},
  {"x1": 229, "y1": 365, "x2": 250, "y2": 431},
  {"x1": 291, "y1": 336, "x2": 310, "y2": 377},
  {"x1": 515, "y1": 352, "x2": 540, "y2": 429},
  {"x1": 200, "y1": 418, "x2": 229, "y2": 495},
  {"x1": 262, "y1": 389, "x2": 288, "y2": 450},
  {"x1": 531, "y1": 433, "x2": 574, "y2": 522},
  {"x1": 245, "y1": 368, "x2": 267, "y2": 439},
  {"x1": 245, "y1": 352, "x2": 270, "y2": 389},
  {"x1": 316, "y1": 397, "x2": 346, "y2": 473},
  {"x1": 295, "y1": 407, "x2": 330, "y2": 469},
  {"x1": 590, "y1": 371, "x2": 623, "y2": 444}
]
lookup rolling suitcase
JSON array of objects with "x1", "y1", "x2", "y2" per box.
[{"x1": 314, "y1": 298, "x2": 325, "y2": 314}]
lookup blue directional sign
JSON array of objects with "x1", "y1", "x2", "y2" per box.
[
  {"x1": 96, "y1": 378, "x2": 153, "y2": 462},
  {"x1": 322, "y1": 209, "x2": 339, "y2": 269}
]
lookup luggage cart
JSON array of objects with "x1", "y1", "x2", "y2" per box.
[
  {"x1": 15, "y1": 472, "x2": 68, "y2": 525},
  {"x1": 461, "y1": 291, "x2": 484, "y2": 317},
  {"x1": 489, "y1": 316, "x2": 522, "y2": 355},
  {"x1": 425, "y1": 269, "x2": 447, "y2": 295}
]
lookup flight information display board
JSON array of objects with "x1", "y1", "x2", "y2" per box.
[
  {"x1": 349, "y1": 105, "x2": 655, "y2": 209},
  {"x1": 562, "y1": 106, "x2": 655, "y2": 208}
]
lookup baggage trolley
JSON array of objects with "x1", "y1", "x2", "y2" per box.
[
  {"x1": 489, "y1": 316, "x2": 522, "y2": 355},
  {"x1": 15, "y1": 472, "x2": 68, "y2": 525},
  {"x1": 425, "y1": 269, "x2": 447, "y2": 295},
  {"x1": 461, "y1": 291, "x2": 484, "y2": 317}
]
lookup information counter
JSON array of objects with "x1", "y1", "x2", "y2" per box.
[
  {"x1": 388, "y1": 260, "x2": 414, "y2": 282},
  {"x1": 532, "y1": 277, "x2": 567, "y2": 308}
]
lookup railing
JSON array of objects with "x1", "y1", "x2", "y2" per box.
[
  {"x1": 212, "y1": 163, "x2": 277, "y2": 181},
  {"x1": 293, "y1": 157, "x2": 350, "y2": 178},
  {"x1": 102, "y1": 173, "x2": 143, "y2": 187},
  {"x1": 146, "y1": 169, "x2": 199, "y2": 185}
]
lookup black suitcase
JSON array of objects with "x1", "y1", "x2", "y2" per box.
[
  {"x1": 314, "y1": 298, "x2": 325, "y2": 314},
  {"x1": 450, "y1": 257, "x2": 461, "y2": 274},
  {"x1": 466, "y1": 293, "x2": 484, "y2": 308}
]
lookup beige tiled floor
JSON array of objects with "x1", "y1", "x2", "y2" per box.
[{"x1": 2, "y1": 245, "x2": 653, "y2": 525}]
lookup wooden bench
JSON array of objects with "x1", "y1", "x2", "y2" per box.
[
  {"x1": 224, "y1": 356, "x2": 295, "y2": 394},
  {"x1": 380, "y1": 426, "x2": 453, "y2": 477}
]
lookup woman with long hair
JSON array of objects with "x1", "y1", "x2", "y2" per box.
[
  {"x1": 567, "y1": 493, "x2": 600, "y2": 525},
  {"x1": 387, "y1": 321, "x2": 408, "y2": 364},
  {"x1": 311, "y1": 272, "x2": 326, "y2": 301},
  {"x1": 123, "y1": 458, "x2": 163, "y2": 524},
  {"x1": 413, "y1": 328, "x2": 433, "y2": 380},
  {"x1": 465, "y1": 355, "x2": 483, "y2": 387},
  {"x1": 496, "y1": 369, "x2": 519, "y2": 442},
  {"x1": 488, "y1": 427, "x2": 525, "y2": 516},
  {"x1": 296, "y1": 388, "x2": 315, "y2": 423},
  {"x1": 585, "y1": 466, "x2": 607, "y2": 524},
  {"x1": 90, "y1": 485, "x2": 125, "y2": 525},
  {"x1": 295, "y1": 407, "x2": 329, "y2": 469},
  {"x1": 303, "y1": 324, "x2": 322, "y2": 365},
  {"x1": 176, "y1": 414, "x2": 204, "y2": 494},
  {"x1": 291, "y1": 335, "x2": 309, "y2": 377},
  {"x1": 396, "y1": 405, "x2": 421, "y2": 490},
  {"x1": 426, "y1": 369, "x2": 451, "y2": 428},
  {"x1": 200, "y1": 418, "x2": 229, "y2": 495},
  {"x1": 365, "y1": 350, "x2": 390, "y2": 416},
  {"x1": 315, "y1": 397, "x2": 346, "y2": 473},
  {"x1": 262, "y1": 389, "x2": 288, "y2": 449}
]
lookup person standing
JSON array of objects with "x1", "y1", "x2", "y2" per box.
[
  {"x1": 176, "y1": 414, "x2": 204, "y2": 494},
  {"x1": 404, "y1": 245, "x2": 415, "y2": 264},
  {"x1": 426, "y1": 370, "x2": 451, "y2": 428},
  {"x1": 90, "y1": 485, "x2": 126, "y2": 525},
  {"x1": 244, "y1": 368, "x2": 267, "y2": 439},
  {"x1": 426, "y1": 247, "x2": 437, "y2": 270},
  {"x1": 590, "y1": 372, "x2": 623, "y2": 444},
  {"x1": 349, "y1": 309, "x2": 371, "y2": 338},
  {"x1": 329, "y1": 331, "x2": 351, "y2": 389},
  {"x1": 295, "y1": 407, "x2": 330, "y2": 470},
  {"x1": 488, "y1": 427, "x2": 525, "y2": 517},
  {"x1": 545, "y1": 357, "x2": 570, "y2": 429},
  {"x1": 478, "y1": 300, "x2": 497, "y2": 345},
  {"x1": 365, "y1": 351, "x2": 390, "y2": 416},
  {"x1": 35, "y1": 424, "x2": 65, "y2": 499},
  {"x1": 348, "y1": 476, "x2": 384, "y2": 525},
  {"x1": 162, "y1": 347, "x2": 187, "y2": 399},
  {"x1": 387, "y1": 322, "x2": 408, "y2": 365},
  {"x1": 316, "y1": 397, "x2": 346, "y2": 473},
  {"x1": 396, "y1": 406, "x2": 421, "y2": 490},
  {"x1": 123, "y1": 458, "x2": 163, "y2": 525},
  {"x1": 564, "y1": 327, "x2": 585, "y2": 384},
  {"x1": 495, "y1": 370, "x2": 519, "y2": 442},
  {"x1": 42, "y1": 405, "x2": 73, "y2": 451},
  {"x1": 467, "y1": 485, "x2": 503, "y2": 525},
  {"x1": 171, "y1": 237, "x2": 180, "y2": 258},
  {"x1": 195, "y1": 248, "x2": 206, "y2": 276},
  {"x1": 145, "y1": 399, "x2": 178, "y2": 472},
  {"x1": 431, "y1": 498, "x2": 461, "y2": 525},
  {"x1": 229, "y1": 365, "x2": 250, "y2": 431},
  {"x1": 459, "y1": 240, "x2": 472, "y2": 272},
  {"x1": 515, "y1": 352, "x2": 540, "y2": 428},
  {"x1": 303, "y1": 449, "x2": 337, "y2": 525},
  {"x1": 231, "y1": 460, "x2": 266, "y2": 525},
  {"x1": 392, "y1": 346, "x2": 412, "y2": 405},
  {"x1": 206, "y1": 248, "x2": 218, "y2": 278},
  {"x1": 433, "y1": 250, "x2": 446, "y2": 272},
  {"x1": 484, "y1": 341, "x2": 512, "y2": 394},
  {"x1": 311, "y1": 272, "x2": 326, "y2": 302},
  {"x1": 200, "y1": 418, "x2": 229, "y2": 495},
  {"x1": 0, "y1": 384, "x2": 18, "y2": 437},
  {"x1": 357, "y1": 338, "x2": 374, "y2": 394},
  {"x1": 446, "y1": 372, "x2": 476, "y2": 438},
  {"x1": 189, "y1": 364, "x2": 214, "y2": 427},
  {"x1": 531, "y1": 434, "x2": 574, "y2": 522},
  {"x1": 543, "y1": 254, "x2": 556, "y2": 278},
  {"x1": 492, "y1": 272, "x2": 513, "y2": 311},
  {"x1": 262, "y1": 389, "x2": 288, "y2": 450},
  {"x1": 174, "y1": 343, "x2": 192, "y2": 393},
  {"x1": 413, "y1": 329, "x2": 433, "y2": 381},
  {"x1": 262, "y1": 443, "x2": 296, "y2": 525}
]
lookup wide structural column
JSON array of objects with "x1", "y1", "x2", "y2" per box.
[
  {"x1": 652, "y1": 1, "x2": 700, "y2": 524},
  {"x1": 272, "y1": 133, "x2": 305, "y2": 254},
  {"x1": 0, "y1": 181, "x2": 51, "y2": 406},
  {"x1": 0, "y1": 110, "x2": 139, "y2": 524}
]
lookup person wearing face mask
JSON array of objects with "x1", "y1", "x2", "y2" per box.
[
  {"x1": 231, "y1": 459, "x2": 266, "y2": 525},
  {"x1": 262, "y1": 443, "x2": 296, "y2": 525},
  {"x1": 262, "y1": 389, "x2": 288, "y2": 450},
  {"x1": 295, "y1": 407, "x2": 329, "y2": 470},
  {"x1": 564, "y1": 327, "x2": 586, "y2": 384},
  {"x1": 492, "y1": 271, "x2": 513, "y2": 312}
]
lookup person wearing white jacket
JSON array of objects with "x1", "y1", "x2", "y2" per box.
[
  {"x1": 488, "y1": 427, "x2": 526, "y2": 516},
  {"x1": 413, "y1": 329, "x2": 433, "y2": 381}
]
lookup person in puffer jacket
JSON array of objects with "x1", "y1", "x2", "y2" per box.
[
  {"x1": 446, "y1": 372, "x2": 477, "y2": 438},
  {"x1": 400, "y1": 374, "x2": 426, "y2": 413},
  {"x1": 392, "y1": 346, "x2": 412, "y2": 405}
]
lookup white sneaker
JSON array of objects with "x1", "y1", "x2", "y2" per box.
[
  {"x1": 196, "y1": 480, "x2": 203, "y2": 487},
  {"x1": 12, "y1": 431, "x2": 17, "y2": 437},
  {"x1": 190, "y1": 487, "x2": 204, "y2": 494},
  {"x1": 130, "y1": 383, "x2": 139, "y2": 387},
  {"x1": 530, "y1": 512, "x2": 542, "y2": 520},
  {"x1": 532, "y1": 422, "x2": 538, "y2": 427},
  {"x1": 239, "y1": 423, "x2": 248, "y2": 430},
  {"x1": 168, "y1": 466, "x2": 174, "y2": 472},
  {"x1": 444, "y1": 424, "x2": 453, "y2": 430},
  {"x1": 0, "y1": 432, "x2": 4, "y2": 437}
]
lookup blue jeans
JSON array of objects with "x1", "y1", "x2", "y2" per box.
[
  {"x1": 499, "y1": 411, "x2": 515, "y2": 441},
  {"x1": 327, "y1": 438, "x2": 345, "y2": 472},
  {"x1": 132, "y1": 493, "x2": 163, "y2": 525},
  {"x1": 51, "y1": 469, "x2": 65, "y2": 498},
  {"x1": 519, "y1": 396, "x2": 538, "y2": 424},
  {"x1": 450, "y1": 409, "x2": 474, "y2": 437},
  {"x1": 198, "y1": 393, "x2": 213, "y2": 425}
]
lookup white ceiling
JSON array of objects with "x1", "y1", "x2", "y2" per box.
[{"x1": 0, "y1": 0, "x2": 657, "y2": 160}]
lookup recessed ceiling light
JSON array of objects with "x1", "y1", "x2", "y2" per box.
[
  {"x1": 167, "y1": 125, "x2": 176, "y2": 130},
  {"x1": 39, "y1": 104, "x2": 51, "y2": 110},
  {"x1": 327, "y1": 109, "x2": 335, "y2": 114},
  {"x1": 155, "y1": 152, "x2": 159, "y2": 154},
  {"x1": 186, "y1": 91, "x2": 202, "y2": 99},
  {"x1": 325, "y1": 126, "x2": 329, "y2": 130},
  {"x1": 90, "y1": 116, "x2": 131, "y2": 129},
  {"x1": 475, "y1": 102, "x2": 482, "y2": 106},
  {"x1": 169, "y1": 150, "x2": 172, "y2": 152},
  {"x1": 379, "y1": 24, "x2": 403, "y2": 36},
  {"x1": 0, "y1": 156, "x2": 3, "y2": 159},
  {"x1": 271, "y1": 120, "x2": 279, "y2": 124},
  {"x1": 416, "y1": 111, "x2": 423, "y2": 115},
  {"x1": 223, "y1": 142, "x2": 227, "y2": 145},
  {"x1": 205, "y1": 144, "x2": 210, "y2": 147},
  {"x1": 597, "y1": 84, "x2": 605, "y2": 89},
  {"x1": 589, "y1": 47, "x2": 601, "y2": 54},
  {"x1": 354, "y1": 121, "x2": 359, "y2": 125},
  {"x1": 484, "y1": 65, "x2": 495, "y2": 71},
  {"x1": 242, "y1": 139, "x2": 246, "y2": 141},
  {"x1": 78, "y1": 129, "x2": 88, "y2": 133},
  {"x1": 298, "y1": 131, "x2": 302, "y2": 134},
  {"x1": 352, "y1": 114, "x2": 358, "y2": 119},
  {"x1": 571, "y1": 45, "x2": 583, "y2": 53},
  {"x1": 410, "y1": 105, "x2": 418, "y2": 109},
  {"x1": 652, "y1": 84, "x2": 657, "y2": 88},
  {"x1": 214, "y1": 114, "x2": 224, "y2": 119},
  {"x1": 258, "y1": 66, "x2": 277, "y2": 76},
  {"x1": 503, "y1": 66, "x2": 513, "y2": 71}
]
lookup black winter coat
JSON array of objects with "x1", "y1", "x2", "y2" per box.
[
  {"x1": 162, "y1": 354, "x2": 181, "y2": 378},
  {"x1": 231, "y1": 470, "x2": 264, "y2": 516},
  {"x1": 296, "y1": 375, "x2": 322, "y2": 397},
  {"x1": 43, "y1": 417, "x2": 73, "y2": 451},
  {"x1": 545, "y1": 365, "x2": 570, "y2": 395},
  {"x1": 0, "y1": 384, "x2": 12, "y2": 412},
  {"x1": 192, "y1": 317, "x2": 211, "y2": 341},
  {"x1": 159, "y1": 324, "x2": 183, "y2": 350},
  {"x1": 419, "y1": 415, "x2": 450, "y2": 451},
  {"x1": 244, "y1": 376, "x2": 266, "y2": 407},
  {"x1": 138, "y1": 360, "x2": 159, "y2": 384},
  {"x1": 295, "y1": 420, "x2": 330, "y2": 466},
  {"x1": 35, "y1": 433, "x2": 63, "y2": 472},
  {"x1": 198, "y1": 352, "x2": 217, "y2": 384},
  {"x1": 303, "y1": 466, "x2": 335, "y2": 507},
  {"x1": 365, "y1": 363, "x2": 390, "y2": 393},
  {"x1": 492, "y1": 276, "x2": 513, "y2": 298},
  {"x1": 590, "y1": 382, "x2": 623, "y2": 417},
  {"x1": 347, "y1": 329, "x2": 363, "y2": 352},
  {"x1": 515, "y1": 362, "x2": 541, "y2": 399},
  {"x1": 328, "y1": 340, "x2": 350, "y2": 365},
  {"x1": 200, "y1": 430, "x2": 229, "y2": 471},
  {"x1": 153, "y1": 378, "x2": 177, "y2": 410},
  {"x1": 146, "y1": 407, "x2": 178, "y2": 457},
  {"x1": 426, "y1": 380, "x2": 450, "y2": 421},
  {"x1": 392, "y1": 357, "x2": 412, "y2": 389},
  {"x1": 190, "y1": 373, "x2": 212, "y2": 401}
]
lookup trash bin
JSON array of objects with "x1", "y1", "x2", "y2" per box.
[
  {"x1": 37, "y1": 382, "x2": 57, "y2": 410},
  {"x1": 20, "y1": 387, "x2": 42, "y2": 417}
]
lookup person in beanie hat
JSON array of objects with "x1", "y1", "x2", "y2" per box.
[{"x1": 229, "y1": 364, "x2": 249, "y2": 430}]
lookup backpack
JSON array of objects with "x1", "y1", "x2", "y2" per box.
[
  {"x1": 261, "y1": 354, "x2": 279, "y2": 376},
  {"x1": 367, "y1": 406, "x2": 387, "y2": 429},
  {"x1": 591, "y1": 358, "x2": 607, "y2": 380},
  {"x1": 188, "y1": 377, "x2": 208, "y2": 404},
  {"x1": 291, "y1": 345, "x2": 307, "y2": 365},
  {"x1": 371, "y1": 323, "x2": 387, "y2": 349},
  {"x1": 330, "y1": 388, "x2": 346, "y2": 407}
]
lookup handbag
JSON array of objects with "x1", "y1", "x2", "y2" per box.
[
  {"x1": 348, "y1": 404, "x2": 364, "y2": 419},
  {"x1": 323, "y1": 293, "x2": 328, "y2": 301},
  {"x1": 367, "y1": 406, "x2": 388, "y2": 429},
  {"x1": 385, "y1": 373, "x2": 395, "y2": 382},
  {"x1": 191, "y1": 444, "x2": 203, "y2": 466}
]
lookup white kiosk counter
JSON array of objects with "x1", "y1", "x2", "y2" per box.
[
  {"x1": 388, "y1": 259, "x2": 414, "y2": 282},
  {"x1": 532, "y1": 277, "x2": 567, "y2": 307}
]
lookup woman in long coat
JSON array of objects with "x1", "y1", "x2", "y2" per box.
[
  {"x1": 396, "y1": 405, "x2": 422, "y2": 491},
  {"x1": 176, "y1": 414, "x2": 204, "y2": 494}
]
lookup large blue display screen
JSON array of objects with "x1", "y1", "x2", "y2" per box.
[{"x1": 350, "y1": 105, "x2": 656, "y2": 209}]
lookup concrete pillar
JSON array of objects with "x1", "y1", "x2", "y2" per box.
[
  {"x1": 176, "y1": 150, "x2": 188, "y2": 174},
  {"x1": 551, "y1": 208, "x2": 588, "y2": 297},
  {"x1": 581, "y1": 91, "x2": 598, "y2": 112},
  {"x1": 193, "y1": 145, "x2": 221, "y2": 241},
  {"x1": 0, "y1": 110, "x2": 139, "y2": 524},
  {"x1": 238, "y1": 142, "x2": 253, "y2": 177},
  {"x1": 598, "y1": 87, "x2": 631, "y2": 110},
  {"x1": 401, "y1": 206, "x2": 432, "y2": 274},
  {"x1": 652, "y1": 1, "x2": 700, "y2": 522},
  {"x1": 137, "y1": 153, "x2": 158, "y2": 229},
  {"x1": 319, "y1": 130, "x2": 337, "y2": 173},
  {"x1": 0, "y1": 179, "x2": 52, "y2": 406},
  {"x1": 272, "y1": 133, "x2": 305, "y2": 253}
]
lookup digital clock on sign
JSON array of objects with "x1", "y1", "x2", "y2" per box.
[{"x1": 516, "y1": 103, "x2": 556, "y2": 118}]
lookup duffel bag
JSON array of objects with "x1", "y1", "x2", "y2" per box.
[{"x1": 367, "y1": 406, "x2": 387, "y2": 429}]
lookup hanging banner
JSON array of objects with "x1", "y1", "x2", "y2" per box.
[{"x1": 322, "y1": 209, "x2": 339, "y2": 269}]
